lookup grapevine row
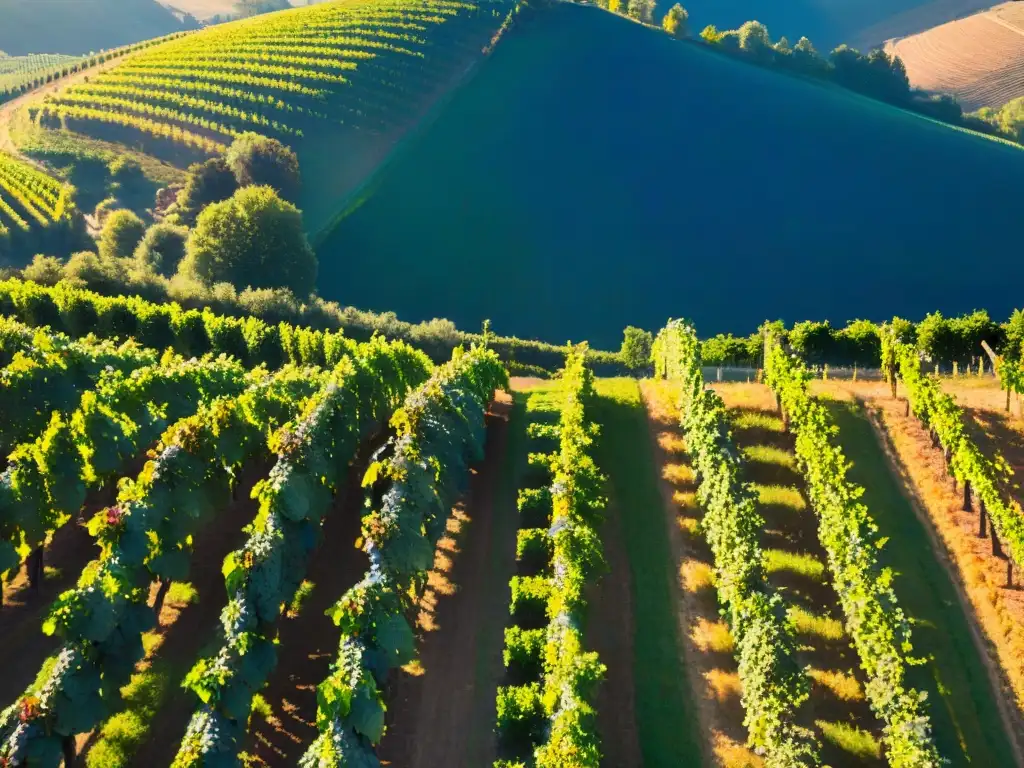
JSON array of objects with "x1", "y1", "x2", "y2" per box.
[
  {"x1": 764, "y1": 337, "x2": 942, "y2": 767},
  {"x1": 0, "y1": 151, "x2": 75, "y2": 226},
  {"x1": 884, "y1": 330, "x2": 1024, "y2": 577},
  {"x1": 298, "y1": 346, "x2": 507, "y2": 767},
  {"x1": 173, "y1": 336, "x2": 433, "y2": 766},
  {"x1": 652, "y1": 320, "x2": 820, "y2": 767},
  {"x1": 0, "y1": 364, "x2": 327, "y2": 766},
  {"x1": 494, "y1": 344, "x2": 606, "y2": 767},
  {"x1": 1, "y1": 329, "x2": 159, "y2": 452},
  {"x1": 0, "y1": 278, "x2": 352, "y2": 371},
  {"x1": 0, "y1": 348, "x2": 254, "y2": 602}
]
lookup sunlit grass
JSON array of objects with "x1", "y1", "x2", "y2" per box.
[
  {"x1": 663, "y1": 463, "x2": 695, "y2": 486},
  {"x1": 753, "y1": 484, "x2": 806, "y2": 511},
  {"x1": 808, "y1": 667, "x2": 864, "y2": 702},
  {"x1": 692, "y1": 618, "x2": 735, "y2": 653},
  {"x1": 741, "y1": 444, "x2": 795, "y2": 469},
  {"x1": 85, "y1": 664, "x2": 169, "y2": 768},
  {"x1": 789, "y1": 606, "x2": 844, "y2": 642},
  {"x1": 250, "y1": 693, "x2": 273, "y2": 723},
  {"x1": 764, "y1": 549, "x2": 825, "y2": 582},
  {"x1": 815, "y1": 720, "x2": 881, "y2": 760},
  {"x1": 705, "y1": 669, "x2": 742, "y2": 702},
  {"x1": 167, "y1": 581, "x2": 198, "y2": 607},
  {"x1": 732, "y1": 411, "x2": 784, "y2": 433},
  {"x1": 681, "y1": 560, "x2": 714, "y2": 593},
  {"x1": 288, "y1": 579, "x2": 315, "y2": 616}
]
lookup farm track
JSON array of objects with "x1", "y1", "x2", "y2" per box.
[
  {"x1": 243, "y1": 440, "x2": 378, "y2": 765},
  {"x1": 584, "y1": 494, "x2": 642, "y2": 768},
  {"x1": 377, "y1": 393, "x2": 515, "y2": 768}
]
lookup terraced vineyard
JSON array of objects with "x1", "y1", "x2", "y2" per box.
[
  {"x1": 30, "y1": 0, "x2": 511, "y2": 163},
  {"x1": 0, "y1": 151, "x2": 79, "y2": 258},
  {"x1": 0, "y1": 54, "x2": 85, "y2": 102}
]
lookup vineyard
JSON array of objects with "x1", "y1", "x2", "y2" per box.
[
  {"x1": 23, "y1": 0, "x2": 511, "y2": 223},
  {"x1": 0, "y1": 152, "x2": 80, "y2": 261},
  {"x1": 1, "y1": 274, "x2": 1024, "y2": 768}
]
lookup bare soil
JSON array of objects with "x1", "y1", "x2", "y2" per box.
[
  {"x1": 377, "y1": 393, "x2": 517, "y2": 768},
  {"x1": 584, "y1": 494, "x2": 643, "y2": 768},
  {"x1": 242, "y1": 451, "x2": 374, "y2": 765}
]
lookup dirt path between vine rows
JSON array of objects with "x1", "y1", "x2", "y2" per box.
[
  {"x1": 584, "y1": 494, "x2": 643, "y2": 768},
  {"x1": 242, "y1": 448, "x2": 374, "y2": 765},
  {"x1": 377, "y1": 393, "x2": 516, "y2": 768}
]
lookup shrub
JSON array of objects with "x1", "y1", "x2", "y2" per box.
[
  {"x1": 98, "y1": 210, "x2": 146, "y2": 262},
  {"x1": 662, "y1": 3, "x2": 688, "y2": 37},
  {"x1": 620, "y1": 325, "x2": 654, "y2": 370},
  {"x1": 134, "y1": 223, "x2": 188, "y2": 277},
  {"x1": 225, "y1": 132, "x2": 300, "y2": 201},
  {"x1": 180, "y1": 186, "x2": 317, "y2": 296},
  {"x1": 22, "y1": 254, "x2": 64, "y2": 286}
]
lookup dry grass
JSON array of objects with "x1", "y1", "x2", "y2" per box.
[
  {"x1": 886, "y1": 2, "x2": 1024, "y2": 110},
  {"x1": 706, "y1": 669, "x2": 743, "y2": 702},
  {"x1": 789, "y1": 606, "x2": 846, "y2": 642},
  {"x1": 808, "y1": 667, "x2": 865, "y2": 702}
]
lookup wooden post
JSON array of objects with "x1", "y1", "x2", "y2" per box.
[
  {"x1": 992, "y1": 525, "x2": 1004, "y2": 558},
  {"x1": 62, "y1": 735, "x2": 76, "y2": 767},
  {"x1": 905, "y1": 399, "x2": 910, "y2": 417},
  {"x1": 28, "y1": 545, "x2": 43, "y2": 591},
  {"x1": 964, "y1": 479, "x2": 972, "y2": 512},
  {"x1": 978, "y1": 496, "x2": 987, "y2": 538},
  {"x1": 953, "y1": 361, "x2": 958, "y2": 378},
  {"x1": 1008, "y1": 385, "x2": 1012, "y2": 413},
  {"x1": 1008, "y1": 560, "x2": 1014, "y2": 589}
]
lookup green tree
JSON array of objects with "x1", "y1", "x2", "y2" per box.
[
  {"x1": 700, "y1": 24, "x2": 721, "y2": 44},
  {"x1": 168, "y1": 158, "x2": 238, "y2": 226},
  {"x1": 1003, "y1": 309, "x2": 1024, "y2": 360},
  {"x1": 134, "y1": 222, "x2": 189, "y2": 277},
  {"x1": 788, "y1": 320, "x2": 835, "y2": 363},
  {"x1": 97, "y1": 209, "x2": 146, "y2": 262},
  {"x1": 180, "y1": 186, "x2": 317, "y2": 296},
  {"x1": 620, "y1": 326, "x2": 654, "y2": 370},
  {"x1": 626, "y1": 0, "x2": 655, "y2": 24},
  {"x1": 738, "y1": 20, "x2": 772, "y2": 58},
  {"x1": 22, "y1": 254, "x2": 64, "y2": 286},
  {"x1": 225, "y1": 132, "x2": 301, "y2": 202},
  {"x1": 662, "y1": 3, "x2": 688, "y2": 37}
]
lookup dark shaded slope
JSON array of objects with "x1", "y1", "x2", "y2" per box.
[{"x1": 319, "y1": 4, "x2": 1024, "y2": 348}]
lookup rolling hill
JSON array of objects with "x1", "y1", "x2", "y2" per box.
[
  {"x1": 886, "y1": 2, "x2": 1024, "y2": 111},
  {"x1": 24, "y1": 0, "x2": 511, "y2": 230},
  {"x1": 0, "y1": 0, "x2": 191, "y2": 56},
  {"x1": 317, "y1": 3, "x2": 1024, "y2": 347}
]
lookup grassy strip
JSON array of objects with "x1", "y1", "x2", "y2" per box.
[
  {"x1": 589, "y1": 377, "x2": 703, "y2": 766},
  {"x1": 825, "y1": 396, "x2": 1017, "y2": 767}
]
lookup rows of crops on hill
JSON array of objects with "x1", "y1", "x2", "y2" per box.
[
  {"x1": 0, "y1": 152, "x2": 80, "y2": 261},
  {"x1": 0, "y1": 295, "x2": 507, "y2": 766},
  {"x1": 32, "y1": 0, "x2": 511, "y2": 159},
  {"x1": 0, "y1": 54, "x2": 85, "y2": 99}
]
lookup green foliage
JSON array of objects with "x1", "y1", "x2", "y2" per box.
[
  {"x1": 653, "y1": 320, "x2": 819, "y2": 766},
  {"x1": 22, "y1": 254, "x2": 65, "y2": 286},
  {"x1": 619, "y1": 325, "x2": 653, "y2": 370},
  {"x1": 495, "y1": 346, "x2": 607, "y2": 767},
  {"x1": 225, "y1": 133, "x2": 301, "y2": 202},
  {"x1": 181, "y1": 185, "x2": 317, "y2": 296},
  {"x1": 661, "y1": 3, "x2": 688, "y2": 37},
  {"x1": 134, "y1": 222, "x2": 188, "y2": 278},
  {"x1": 167, "y1": 158, "x2": 238, "y2": 227},
  {"x1": 292, "y1": 346, "x2": 506, "y2": 767},
  {"x1": 888, "y1": 331, "x2": 1024, "y2": 578},
  {"x1": 98, "y1": 210, "x2": 146, "y2": 262},
  {"x1": 765, "y1": 334, "x2": 942, "y2": 767},
  {"x1": 626, "y1": 0, "x2": 655, "y2": 23}
]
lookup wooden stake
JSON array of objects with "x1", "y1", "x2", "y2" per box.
[
  {"x1": 992, "y1": 525, "x2": 1004, "y2": 558},
  {"x1": 964, "y1": 479, "x2": 973, "y2": 513},
  {"x1": 979, "y1": 496, "x2": 987, "y2": 538},
  {"x1": 1008, "y1": 560, "x2": 1014, "y2": 589}
]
